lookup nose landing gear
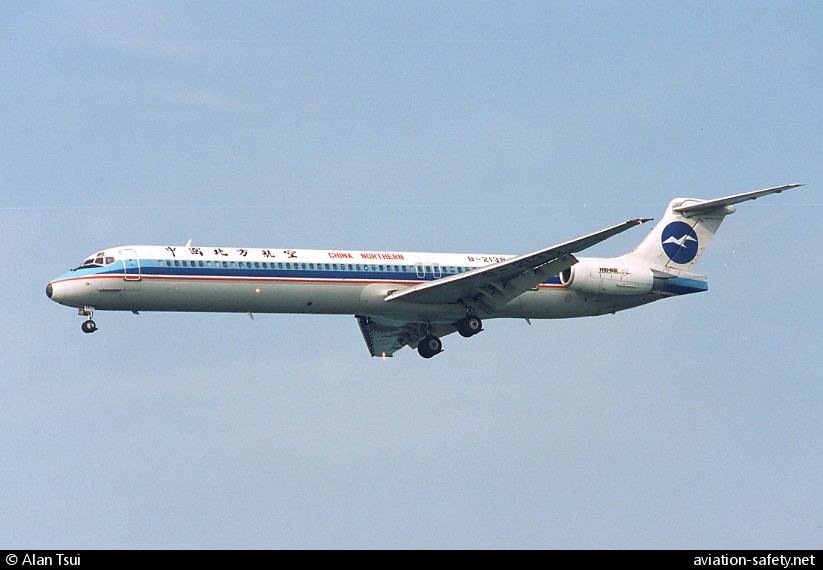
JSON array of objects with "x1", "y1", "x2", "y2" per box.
[{"x1": 79, "y1": 306, "x2": 97, "y2": 334}]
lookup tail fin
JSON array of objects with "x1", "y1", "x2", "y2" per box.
[
  {"x1": 620, "y1": 197, "x2": 727, "y2": 274},
  {"x1": 620, "y1": 184, "x2": 803, "y2": 274}
]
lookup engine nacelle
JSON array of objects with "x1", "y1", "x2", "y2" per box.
[{"x1": 559, "y1": 259, "x2": 664, "y2": 296}]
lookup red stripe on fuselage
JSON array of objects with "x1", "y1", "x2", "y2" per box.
[{"x1": 52, "y1": 273, "x2": 568, "y2": 289}]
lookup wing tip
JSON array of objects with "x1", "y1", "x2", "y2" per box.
[{"x1": 769, "y1": 182, "x2": 805, "y2": 193}]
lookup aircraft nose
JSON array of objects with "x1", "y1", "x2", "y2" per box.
[{"x1": 46, "y1": 281, "x2": 64, "y2": 304}]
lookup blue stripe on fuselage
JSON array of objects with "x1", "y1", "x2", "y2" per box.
[{"x1": 64, "y1": 260, "x2": 567, "y2": 286}]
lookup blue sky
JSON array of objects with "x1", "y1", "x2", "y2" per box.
[{"x1": 2, "y1": 1, "x2": 821, "y2": 548}]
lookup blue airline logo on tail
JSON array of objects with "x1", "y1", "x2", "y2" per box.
[{"x1": 661, "y1": 221, "x2": 699, "y2": 264}]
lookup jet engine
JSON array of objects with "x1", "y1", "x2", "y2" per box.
[{"x1": 559, "y1": 259, "x2": 666, "y2": 296}]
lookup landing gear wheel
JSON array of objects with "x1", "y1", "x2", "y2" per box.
[
  {"x1": 417, "y1": 335, "x2": 443, "y2": 359},
  {"x1": 457, "y1": 314, "x2": 483, "y2": 338},
  {"x1": 81, "y1": 320, "x2": 97, "y2": 334}
]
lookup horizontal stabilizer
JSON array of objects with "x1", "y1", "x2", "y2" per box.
[{"x1": 673, "y1": 184, "x2": 804, "y2": 217}]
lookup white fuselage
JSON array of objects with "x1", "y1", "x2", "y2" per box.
[{"x1": 46, "y1": 244, "x2": 676, "y2": 324}]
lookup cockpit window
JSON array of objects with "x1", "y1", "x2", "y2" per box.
[{"x1": 75, "y1": 252, "x2": 113, "y2": 270}]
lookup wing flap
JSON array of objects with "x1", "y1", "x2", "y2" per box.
[
  {"x1": 356, "y1": 315, "x2": 457, "y2": 358},
  {"x1": 357, "y1": 315, "x2": 403, "y2": 357}
]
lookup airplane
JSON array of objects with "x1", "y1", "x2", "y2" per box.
[{"x1": 46, "y1": 184, "x2": 803, "y2": 358}]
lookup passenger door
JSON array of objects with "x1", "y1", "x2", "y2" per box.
[{"x1": 120, "y1": 249, "x2": 141, "y2": 281}]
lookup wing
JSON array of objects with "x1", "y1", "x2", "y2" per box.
[
  {"x1": 384, "y1": 218, "x2": 651, "y2": 314},
  {"x1": 356, "y1": 315, "x2": 458, "y2": 358}
]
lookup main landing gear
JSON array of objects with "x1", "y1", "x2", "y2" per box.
[
  {"x1": 417, "y1": 335, "x2": 443, "y2": 359},
  {"x1": 79, "y1": 306, "x2": 97, "y2": 334},
  {"x1": 457, "y1": 314, "x2": 483, "y2": 338},
  {"x1": 416, "y1": 314, "x2": 483, "y2": 359}
]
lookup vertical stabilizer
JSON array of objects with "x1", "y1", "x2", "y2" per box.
[
  {"x1": 620, "y1": 198, "x2": 729, "y2": 274},
  {"x1": 620, "y1": 184, "x2": 803, "y2": 275}
]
